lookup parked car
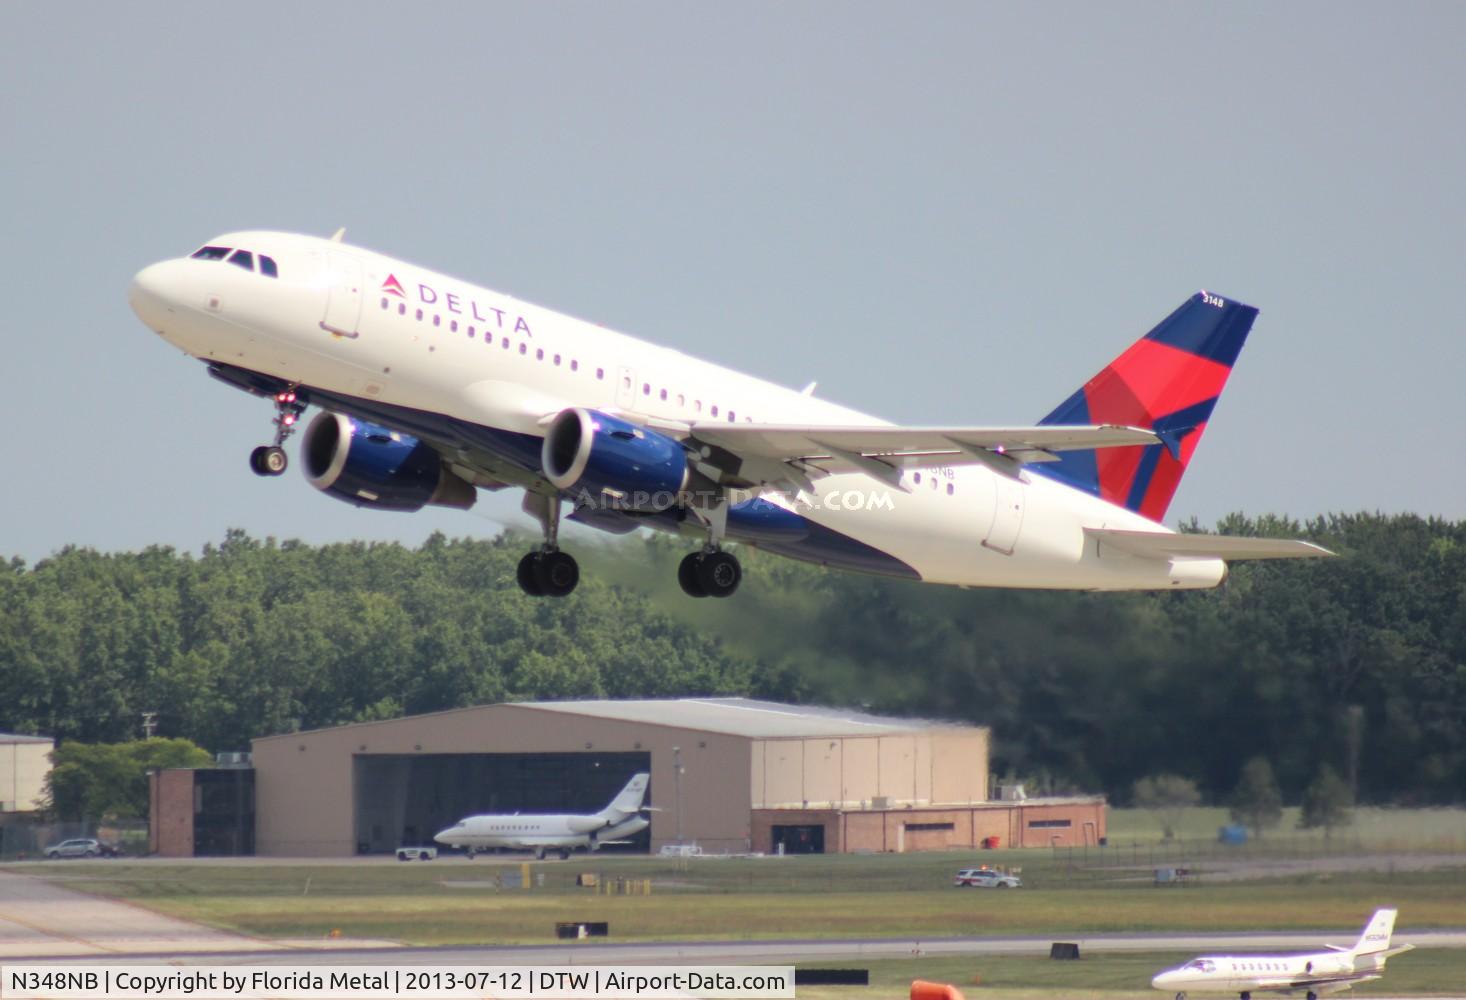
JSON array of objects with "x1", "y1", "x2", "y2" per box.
[
  {"x1": 396, "y1": 845, "x2": 437, "y2": 861},
  {"x1": 953, "y1": 867, "x2": 1022, "y2": 888},
  {"x1": 43, "y1": 838, "x2": 104, "y2": 859}
]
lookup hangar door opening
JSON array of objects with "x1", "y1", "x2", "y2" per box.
[
  {"x1": 772, "y1": 823, "x2": 825, "y2": 854},
  {"x1": 353, "y1": 751, "x2": 651, "y2": 855}
]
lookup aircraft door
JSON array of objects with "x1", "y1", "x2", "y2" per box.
[
  {"x1": 615, "y1": 366, "x2": 637, "y2": 410},
  {"x1": 983, "y1": 475, "x2": 1025, "y2": 555},
  {"x1": 321, "y1": 253, "x2": 365, "y2": 338}
]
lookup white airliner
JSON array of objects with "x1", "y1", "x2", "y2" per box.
[
  {"x1": 1151, "y1": 908, "x2": 1414, "y2": 1000},
  {"x1": 433, "y1": 773, "x2": 650, "y2": 860},
  {"x1": 128, "y1": 230, "x2": 1329, "y2": 598}
]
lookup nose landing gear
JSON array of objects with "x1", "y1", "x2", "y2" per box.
[{"x1": 249, "y1": 388, "x2": 305, "y2": 477}]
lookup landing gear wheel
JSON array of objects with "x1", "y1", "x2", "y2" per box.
[
  {"x1": 678, "y1": 553, "x2": 709, "y2": 598},
  {"x1": 695, "y1": 550, "x2": 741, "y2": 598},
  {"x1": 249, "y1": 445, "x2": 288, "y2": 477},
  {"x1": 537, "y1": 550, "x2": 580, "y2": 597},
  {"x1": 535, "y1": 847, "x2": 546, "y2": 861},
  {"x1": 517, "y1": 552, "x2": 545, "y2": 597}
]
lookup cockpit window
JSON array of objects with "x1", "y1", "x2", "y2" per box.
[
  {"x1": 191, "y1": 246, "x2": 231, "y2": 261},
  {"x1": 227, "y1": 249, "x2": 254, "y2": 271},
  {"x1": 1185, "y1": 960, "x2": 1216, "y2": 973},
  {"x1": 259, "y1": 255, "x2": 278, "y2": 278}
]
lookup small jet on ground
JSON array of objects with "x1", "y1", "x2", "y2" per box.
[
  {"x1": 433, "y1": 773, "x2": 650, "y2": 860},
  {"x1": 1150, "y1": 907, "x2": 1414, "y2": 1000}
]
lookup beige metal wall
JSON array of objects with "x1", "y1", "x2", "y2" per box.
[
  {"x1": 0, "y1": 740, "x2": 52, "y2": 813},
  {"x1": 750, "y1": 728, "x2": 988, "y2": 808},
  {"x1": 251, "y1": 706, "x2": 753, "y2": 856}
]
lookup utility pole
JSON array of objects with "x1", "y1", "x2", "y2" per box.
[
  {"x1": 141, "y1": 712, "x2": 158, "y2": 739},
  {"x1": 672, "y1": 745, "x2": 683, "y2": 844}
]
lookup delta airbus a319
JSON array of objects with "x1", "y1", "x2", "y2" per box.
[{"x1": 128, "y1": 230, "x2": 1328, "y2": 598}]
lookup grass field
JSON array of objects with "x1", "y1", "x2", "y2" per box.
[
  {"x1": 8, "y1": 842, "x2": 1465, "y2": 996},
  {"x1": 12, "y1": 850, "x2": 1466, "y2": 946},
  {"x1": 1105, "y1": 806, "x2": 1466, "y2": 851}
]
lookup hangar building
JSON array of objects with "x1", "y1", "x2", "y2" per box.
[{"x1": 244, "y1": 698, "x2": 1104, "y2": 857}]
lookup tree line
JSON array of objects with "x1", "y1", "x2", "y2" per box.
[{"x1": 2, "y1": 511, "x2": 1462, "y2": 806}]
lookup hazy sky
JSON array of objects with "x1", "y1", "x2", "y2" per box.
[{"x1": 4, "y1": 2, "x2": 1463, "y2": 564}]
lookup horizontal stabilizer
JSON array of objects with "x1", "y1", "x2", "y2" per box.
[{"x1": 1086, "y1": 528, "x2": 1334, "y2": 562}]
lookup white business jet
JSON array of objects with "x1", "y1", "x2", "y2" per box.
[
  {"x1": 129, "y1": 231, "x2": 1328, "y2": 598},
  {"x1": 1151, "y1": 908, "x2": 1414, "y2": 1000},
  {"x1": 433, "y1": 772, "x2": 650, "y2": 860}
]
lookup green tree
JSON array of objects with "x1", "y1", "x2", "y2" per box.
[
  {"x1": 1132, "y1": 773, "x2": 1201, "y2": 840},
  {"x1": 45, "y1": 738, "x2": 213, "y2": 821},
  {"x1": 1299, "y1": 763, "x2": 1354, "y2": 838},
  {"x1": 1228, "y1": 756, "x2": 1283, "y2": 837}
]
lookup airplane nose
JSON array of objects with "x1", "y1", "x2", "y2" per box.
[
  {"x1": 433, "y1": 826, "x2": 461, "y2": 844},
  {"x1": 128, "y1": 261, "x2": 178, "y2": 332}
]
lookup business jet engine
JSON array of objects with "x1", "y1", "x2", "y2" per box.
[
  {"x1": 541, "y1": 408, "x2": 690, "y2": 512},
  {"x1": 301, "y1": 411, "x2": 476, "y2": 512}
]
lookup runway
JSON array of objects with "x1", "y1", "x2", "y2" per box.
[{"x1": 4, "y1": 868, "x2": 1465, "y2": 969}]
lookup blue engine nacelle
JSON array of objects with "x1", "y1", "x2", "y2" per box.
[
  {"x1": 301, "y1": 412, "x2": 476, "y2": 512},
  {"x1": 541, "y1": 408, "x2": 689, "y2": 511}
]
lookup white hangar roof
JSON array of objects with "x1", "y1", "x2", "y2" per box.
[{"x1": 512, "y1": 698, "x2": 961, "y2": 739}]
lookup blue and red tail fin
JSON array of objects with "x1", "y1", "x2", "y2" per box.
[{"x1": 1035, "y1": 291, "x2": 1257, "y2": 522}]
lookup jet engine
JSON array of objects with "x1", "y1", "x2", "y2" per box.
[
  {"x1": 541, "y1": 408, "x2": 689, "y2": 511},
  {"x1": 301, "y1": 411, "x2": 476, "y2": 512}
]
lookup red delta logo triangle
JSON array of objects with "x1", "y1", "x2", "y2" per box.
[{"x1": 381, "y1": 274, "x2": 407, "y2": 297}]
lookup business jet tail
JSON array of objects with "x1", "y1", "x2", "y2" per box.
[
  {"x1": 600, "y1": 772, "x2": 650, "y2": 822},
  {"x1": 1036, "y1": 291, "x2": 1257, "y2": 522},
  {"x1": 1350, "y1": 908, "x2": 1399, "y2": 956}
]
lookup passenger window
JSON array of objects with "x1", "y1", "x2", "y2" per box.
[
  {"x1": 660, "y1": 389, "x2": 668, "y2": 401},
  {"x1": 947, "y1": 483, "x2": 954, "y2": 495},
  {"x1": 433, "y1": 314, "x2": 441, "y2": 327},
  {"x1": 415, "y1": 309, "x2": 423, "y2": 321},
  {"x1": 380, "y1": 298, "x2": 389, "y2": 309},
  {"x1": 728, "y1": 410, "x2": 735, "y2": 422},
  {"x1": 554, "y1": 354, "x2": 561, "y2": 366},
  {"x1": 398, "y1": 303, "x2": 406, "y2": 315},
  {"x1": 914, "y1": 473, "x2": 922, "y2": 485},
  {"x1": 677, "y1": 394, "x2": 685, "y2": 406},
  {"x1": 643, "y1": 383, "x2": 651, "y2": 395},
  {"x1": 227, "y1": 249, "x2": 254, "y2": 271},
  {"x1": 519, "y1": 343, "x2": 527, "y2": 355},
  {"x1": 259, "y1": 255, "x2": 279, "y2": 277},
  {"x1": 596, "y1": 368, "x2": 604, "y2": 380},
  {"x1": 711, "y1": 405, "x2": 719, "y2": 417},
  {"x1": 503, "y1": 337, "x2": 510, "y2": 349},
  {"x1": 468, "y1": 325, "x2": 475, "y2": 338},
  {"x1": 695, "y1": 400, "x2": 702, "y2": 412},
  {"x1": 450, "y1": 320, "x2": 458, "y2": 332},
  {"x1": 536, "y1": 348, "x2": 544, "y2": 361},
  {"x1": 191, "y1": 246, "x2": 231, "y2": 261},
  {"x1": 571, "y1": 360, "x2": 579, "y2": 371}
]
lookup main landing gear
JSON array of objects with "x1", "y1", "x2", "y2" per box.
[
  {"x1": 249, "y1": 388, "x2": 305, "y2": 477},
  {"x1": 678, "y1": 498, "x2": 741, "y2": 598},
  {"x1": 517, "y1": 493, "x2": 579, "y2": 598},
  {"x1": 677, "y1": 548, "x2": 741, "y2": 598}
]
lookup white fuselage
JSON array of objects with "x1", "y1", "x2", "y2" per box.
[
  {"x1": 1151, "y1": 949, "x2": 1392, "y2": 996},
  {"x1": 129, "y1": 230, "x2": 1224, "y2": 590},
  {"x1": 433, "y1": 814, "x2": 649, "y2": 853}
]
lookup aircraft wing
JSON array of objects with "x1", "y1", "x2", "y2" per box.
[
  {"x1": 687, "y1": 423, "x2": 1159, "y2": 490},
  {"x1": 1086, "y1": 528, "x2": 1334, "y2": 561}
]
